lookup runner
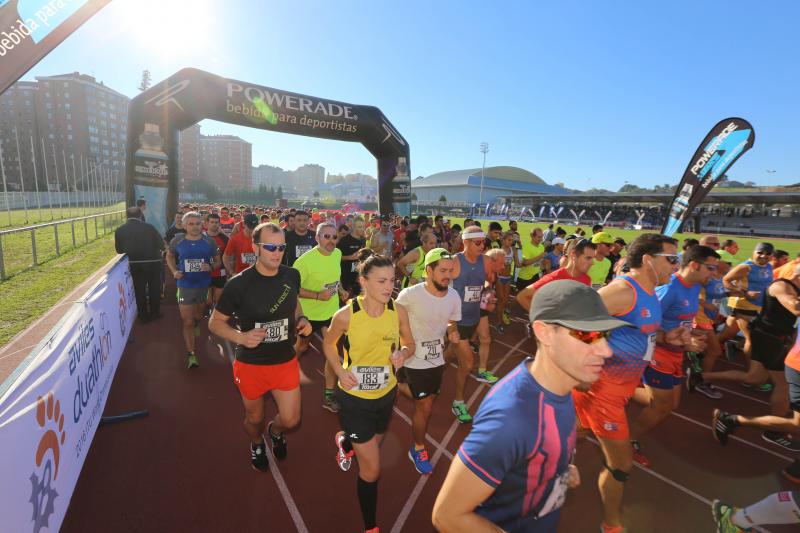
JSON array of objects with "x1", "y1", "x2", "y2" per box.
[
  {"x1": 323, "y1": 250, "x2": 415, "y2": 533},
  {"x1": 486, "y1": 222, "x2": 502, "y2": 249},
  {"x1": 208, "y1": 223, "x2": 311, "y2": 472},
  {"x1": 219, "y1": 206, "x2": 235, "y2": 236},
  {"x1": 712, "y1": 491, "x2": 800, "y2": 532},
  {"x1": 283, "y1": 210, "x2": 317, "y2": 267},
  {"x1": 516, "y1": 228, "x2": 545, "y2": 292},
  {"x1": 396, "y1": 231, "x2": 437, "y2": 288},
  {"x1": 718, "y1": 239, "x2": 740, "y2": 266},
  {"x1": 338, "y1": 217, "x2": 367, "y2": 300},
  {"x1": 164, "y1": 212, "x2": 186, "y2": 243},
  {"x1": 571, "y1": 234, "x2": 680, "y2": 533},
  {"x1": 495, "y1": 231, "x2": 522, "y2": 331},
  {"x1": 628, "y1": 245, "x2": 718, "y2": 466},
  {"x1": 293, "y1": 221, "x2": 345, "y2": 412},
  {"x1": 223, "y1": 213, "x2": 259, "y2": 276},
  {"x1": 166, "y1": 212, "x2": 221, "y2": 369},
  {"x1": 204, "y1": 213, "x2": 229, "y2": 309},
  {"x1": 396, "y1": 248, "x2": 461, "y2": 475},
  {"x1": 706, "y1": 262, "x2": 800, "y2": 452},
  {"x1": 587, "y1": 232, "x2": 614, "y2": 289},
  {"x1": 433, "y1": 280, "x2": 628, "y2": 533},
  {"x1": 369, "y1": 217, "x2": 394, "y2": 256}
]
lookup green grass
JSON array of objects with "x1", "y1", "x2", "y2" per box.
[
  {"x1": 0, "y1": 201, "x2": 124, "y2": 230},
  {"x1": 0, "y1": 234, "x2": 118, "y2": 347},
  {"x1": 454, "y1": 218, "x2": 800, "y2": 259}
]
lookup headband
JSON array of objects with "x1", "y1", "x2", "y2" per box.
[{"x1": 462, "y1": 230, "x2": 486, "y2": 240}]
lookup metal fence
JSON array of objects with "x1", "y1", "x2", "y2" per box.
[{"x1": 0, "y1": 210, "x2": 124, "y2": 280}]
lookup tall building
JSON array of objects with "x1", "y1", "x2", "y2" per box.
[
  {"x1": 178, "y1": 124, "x2": 201, "y2": 192},
  {"x1": 251, "y1": 164, "x2": 287, "y2": 189},
  {"x1": 292, "y1": 163, "x2": 325, "y2": 193},
  {"x1": 0, "y1": 73, "x2": 129, "y2": 192},
  {"x1": 199, "y1": 134, "x2": 252, "y2": 190}
]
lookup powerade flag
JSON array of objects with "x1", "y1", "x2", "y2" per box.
[
  {"x1": 0, "y1": 0, "x2": 112, "y2": 95},
  {"x1": 661, "y1": 118, "x2": 754, "y2": 236}
]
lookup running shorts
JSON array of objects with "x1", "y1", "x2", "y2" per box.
[
  {"x1": 497, "y1": 275, "x2": 511, "y2": 284},
  {"x1": 397, "y1": 365, "x2": 445, "y2": 399},
  {"x1": 299, "y1": 317, "x2": 332, "y2": 338},
  {"x1": 233, "y1": 357, "x2": 300, "y2": 400},
  {"x1": 785, "y1": 366, "x2": 800, "y2": 413},
  {"x1": 210, "y1": 276, "x2": 227, "y2": 289},
  {"x1": 733, "y1": 308, "x2": 758, "y2": 319},
  {"x1": 648, "y1": 345, "x2": 684, "y2": 379},
  {"x1": 750, "y1": 325, "x2": 791, "y2": 372},
  {"x1": 572, "y1": 388, "x2": 630, "y2": 440},
  {"x1": 642, "y1": 366, "x2": 682, "y2": 389},
  {"x1": 176, "y1": 286, "x2": 208, "y2": 305},
  {"x1": 335, "y1": 385, "x2": 397, "y2": 443},
  {"x1": 457, "y1": 323, "x2": 478, "y2": 340}
]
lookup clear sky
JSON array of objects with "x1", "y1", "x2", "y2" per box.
[{"x1": 20, "y1": 0, "x2": 800, "y2": 190}]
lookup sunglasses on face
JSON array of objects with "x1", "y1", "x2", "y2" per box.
[
  {"x1": 320, "y1": 233, "x2": 336, "y2": 240},
  {"x1": 653, "y1": 253, "x2": 680, "y2": 265},
  {"x1": 259, "y1": 243, "x2": 286, "y2": 252},
  {"x1": 566, "y1": 327, "x2": 610, "y2": 345}
]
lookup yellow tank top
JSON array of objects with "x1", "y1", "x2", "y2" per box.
[{"x1": 342, "y1": 296, "x2": 399, "y2": 399}]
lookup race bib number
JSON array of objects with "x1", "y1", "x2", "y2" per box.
[
  {"x1": 536, "y1": 468, "x2": 570, "y2": 518},
  {"x1": 241, "y1": 252, "x2": 256, "y2": 266},
  {"x1": 219, "y1": 268, "x2": 226, "y2": 276},
  {"x1": 296, "y1": 244, "x2": 313, "y2": 257},
  {"x1": 184, "y1": 259, "x2": 204, "y2": 273},
  {"x1": 680, "y1": 320, "x2": 693, "y2": 332},
  {"x1": 464, "y1": 285, "x2": 482, "y2": 303},
  {"x1": 420, "y1": 339, "x2": 443, "y2": 361},
  {"x1": 351, "y1": 262, "x2": 359, "y2": 272},
  {"x1": 353, "y1": 365, "x2": 391, "y2": 391},
  {"x1": 644, "y1": 333, "x2": 656, "y2": 362},
  {"x1": 324, "y1": 281, "x2": 340, "y2": 294},
  {"x1": 255, "y1": 319, "x2": 289, "y2": 343}
]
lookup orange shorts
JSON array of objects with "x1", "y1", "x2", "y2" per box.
[
  {"x1": 572, "y1": 389, "x2": 630, "y2": 441},
  {"x1": 233, "y1": 357, "x2": 299, "y2": 400},
  {"x1": 649, "y1": 345, "x2": 684, "y2": 378}
]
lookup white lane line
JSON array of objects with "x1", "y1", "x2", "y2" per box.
[
  {"x1": 266, "y1": 447, "x2": 310, "y2": 533},
  {"x1": 389, "y1": 337, "x2": 528, "y2": 533},
  {"x1": 585, "y1": 437, "x2": 772, "y2": 533},
  {"x1": 392, "y1": 406, "x2": 454, "y2": 461},
  {"x1": 670, "y1": 411, "x2": 794, "y2": 462},
  {"x1": 712, "y1": 385, "x2": 771, "y2": 406}
]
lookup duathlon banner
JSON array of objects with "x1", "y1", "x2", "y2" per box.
[
  {"x1": 661, "y1": 118, "x2": 755, "y2": 236},
  {"x1": 0, "y1": 256, "x2": 135, "y2": 533},
  {"x1": 0, "y1": 0, "x2": 112, "y2": 95}
]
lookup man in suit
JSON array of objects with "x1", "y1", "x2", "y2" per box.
[{"x1": 115, "y1": 206, "x2": 165, "y2": 321}]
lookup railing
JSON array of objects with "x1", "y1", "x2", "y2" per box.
[{"x1": 0, "y1": 210, "x2": 124, "y2": 280}]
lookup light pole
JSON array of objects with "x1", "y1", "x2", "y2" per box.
[{"x1": 479, "y1": 142, "x2": 489, "y2": 205}]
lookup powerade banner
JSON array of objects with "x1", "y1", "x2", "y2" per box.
[
  {"x1": 661, "y1": 118, "x2": 755, "y2": 236},
  {"x1": 0, "y1": 0, "x2": 112, "y2": 95},
  {"x1": 0, "y1": 255, "x2": 135, "y2": 533},
  {"x1": 127, "y1": 68, "x2": 410, "y2": 233}
]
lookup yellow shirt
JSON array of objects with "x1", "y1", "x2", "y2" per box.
[
  {"x1": 293, "y1": 247, "x2": 342, "y2": 320},
  {"x1": 342, "y1": 296, "x2": 399, "y2": 399},
  {"x1": 587, "y1": 257, "x2": 612, "y2": 287},
  {"x1": 518, "y1": 241, "x2": 544, "y2": 281}
]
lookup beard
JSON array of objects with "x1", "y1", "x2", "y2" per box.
[{"x1": 432, "y1": 279, "x2": 449, "y2": 292}]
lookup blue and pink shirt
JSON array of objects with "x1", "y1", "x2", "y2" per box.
[
  {"x1": 458, "y1": 359, "x2": 576, "y2": 532},
  {"x1": 656, "y1": 273, "x2": 700, "y2": 350}
]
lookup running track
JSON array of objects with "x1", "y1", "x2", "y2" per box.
[{"x1": 60, "y1": 282, "x2": 798, "y2": 533}]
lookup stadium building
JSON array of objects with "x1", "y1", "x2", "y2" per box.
[{"x1": 411, "y1": 166, "x2": 568, "y2": 204}]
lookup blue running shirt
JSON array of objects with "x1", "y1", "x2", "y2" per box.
[
  {"x1": 656, "y1": 273, "x2": 700, "y2": 339},
  {"x1": 168, "y1": 234, "x2": 218, "y2": 289}
]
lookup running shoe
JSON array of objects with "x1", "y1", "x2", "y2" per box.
[
  {"x1": 451, "y1": 402, "x2": 473, "y2": 424},
  {"x1": 495, "y1": 324, "x2": 506, "y2": 335},
  {"x1": 267, "y1": 421, "x2": 287, "y2": 460},
  {"x1": 408, "y1": 446, "x2": 433, "y2": 475},
  {"x1": 334, "y1": 431, "x2": 354, "y2": 471},
  {"x1": 711, "y1": 499, "x2": 751, "y2": 533},
  {"x1": 630, "y1": 440, "x2": 651, "y2": 467},
  {"x1": 322, "y1": 394, "x2": 340, "y2": 413},
  {"x1": 742, "y1": 382, "x2": 773, "y2": 392},
  {"x1": 712, "y1": 409, "x2": 737, "y2": 445},
  {"x1": 250, "y1": 437, "x2": 269, "y2": 473},
  {"x1": 782, "y1": 459, "x2": 800, "y2": 484},
  {"x1": 695, "y1": 382, "x2": 723, "y2": 400},
  {"x1": 475, "y1": 369, "x2": 499, "y2": 384},
  {"x1": 686, "y1": 352, "x2": 703, "y2": 373},
  {"x1": 762, "y1": 431, "x2": 800, "y2": 452},
  {"x1": 187, "y1": 352, "x2": 199, "y2": 369},
  {"x1": 685, "y1": 366, "x2": 703, "y2": 393},
  {"x1": 502, "y1": 313, "x2": 511, "y2": 326}
]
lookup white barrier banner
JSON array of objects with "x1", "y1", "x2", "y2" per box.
[{"x1": 0, "y1": 257, "x2": 135, "y2": 533}]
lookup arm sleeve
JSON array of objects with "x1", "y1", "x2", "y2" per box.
[{"x1": 456, "y1": 407, "x2": 524, "y2": 489}]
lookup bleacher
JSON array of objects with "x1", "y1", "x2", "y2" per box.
[{"x1": 700, "y1": 214, "x2": 800, "y2": 238}]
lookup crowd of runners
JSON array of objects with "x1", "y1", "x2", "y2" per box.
[{"x1": 118, "y1": 201, "x2": 800, "y2": 532}]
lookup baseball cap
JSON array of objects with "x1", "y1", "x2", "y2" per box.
[
  {"x1": 552, "y1": 237, "x2": 566, "y2": 245},
  {"x1": 591, "y1": 232, "x2": 614, "y2": 245},
  {"x1": 424, "y1": 247, "x2": 453, "y2": 268},
  {"x1": 243, "y1": 213, "x2": 259, "y2": 229},
  {"x1": 755, "y1": 242, "x2": 775, "y2": 254},
  {"x1": 529, "y1": 280, "x2": 632, "y2": 332}
]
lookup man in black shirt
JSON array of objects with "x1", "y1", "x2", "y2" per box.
[
  {"x1": 337, "y1": 216, "x2": 367, "y2": 300},
  {"x1": 164, "y1": 212, "x2": 186, "y2": 243},
  {"x1": 209, "y1": 222, "x2": 312, "y2": 472},
  {"x1": 283, "y1": 210, "x2": 317, "y2": 266},
  {"x1": 115, "y1": 206, "x2": 164, "y2": 321}
]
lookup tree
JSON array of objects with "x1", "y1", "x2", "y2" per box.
[
  {"x1": 138, "y1": 70, "x2": 151, "y2": 92},
  {"x1": 276, "y1": 185, "x2": 283, "y2": 199},
  {"x1": 438, "y1": 194, "x2": 447, "y2": 204}
]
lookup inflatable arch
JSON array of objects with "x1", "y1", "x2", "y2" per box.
[{"x1": 126, "y1": 68, "x2": 410, "y2": 235}]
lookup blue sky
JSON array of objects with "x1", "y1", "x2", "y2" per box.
[{"x1": 20, "y1": 0, "x2": 800, "y2": 190}]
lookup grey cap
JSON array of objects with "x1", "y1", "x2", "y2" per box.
[{"x1": 530, "y1": 280, "x2": 632, "y2": 332}]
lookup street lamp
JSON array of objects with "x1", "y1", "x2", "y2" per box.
[{"x1": 479, "y1": 142, "x2": 489, "y2": 204}]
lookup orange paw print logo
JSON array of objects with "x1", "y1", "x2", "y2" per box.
[{"x1": 35, "y1": 393, "x2": 66, "y2": 480}]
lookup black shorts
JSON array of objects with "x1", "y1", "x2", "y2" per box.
[
  {"x1": 457, "y1": 323, "x2": 478, "y2": 339},
  {"x1": 733, "y1": 308, "x2": 758, "y2": 319},
  {"x1": 515, "y1": 274, "x2": 539, "y2": 292},
  {"x1": 785, "y1": 366, "x2": 800, "y2": 413},
  {"x1": 750, "y1": 325, "x2": 791, "y2": 371},
  {"x1": 397, "y1": 365, "x2": 444, "y2": 399},
  {"x1": 480, "y1": 308, "x2": 490, "y2": 318},
  {"x1": 335, "y1": 386, "x2": 397, "y2": 443},
  {"x1": 210, "y1": 276, "x2": 227, "y2": 289},
  {"x1": 300, "y1": 317, "x2": 332, "y2": 338}
]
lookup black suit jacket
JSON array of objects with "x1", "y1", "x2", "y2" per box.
[{"x1": 115, "y1": 218, "x2": 164, "y2": 262}]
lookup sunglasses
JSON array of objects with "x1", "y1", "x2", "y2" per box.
[
  {"x1": 258, "y1": 243, "x2": 286, "y2": 252},
  {"x1": 566, "y1": 328, "x2": 610, "y2": 345},
  {"x1": 653, "y1": 253, "x2": 680, "y2": 265},
  {"x1": 320, "y1": 233, "x2": 336, "y2": 240}
]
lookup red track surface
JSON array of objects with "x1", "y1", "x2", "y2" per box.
[{"x1": 61, "y1": 282, "x2": 798, "y2": 533}]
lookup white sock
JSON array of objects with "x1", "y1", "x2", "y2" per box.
[
  {"x1": 453, "y1": 400, "x2": 465, "y2": 406},
  {"x1": 732, "y1": 491, "x2": 800, "y2": 527}
]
